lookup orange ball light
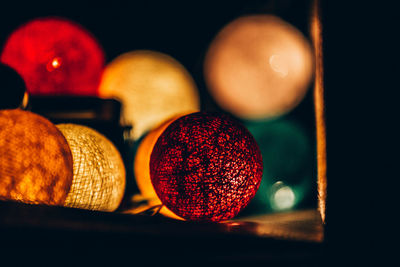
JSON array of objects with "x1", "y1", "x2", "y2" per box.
[
  {"x1": 0, "y1": 109, "x2": 73, "y2": 205},
  {"x1": 134, "y1": 115, "x2": 185, "y2": 220},
  {"x1": 204, "y1": 15, "x2": 314, "y2": 119}
]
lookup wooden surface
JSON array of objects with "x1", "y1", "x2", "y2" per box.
[{"x1": 0, "y1": 200, "x2": 324, "y2": 264}]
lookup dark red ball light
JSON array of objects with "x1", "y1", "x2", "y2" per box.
[
  {"x1": 0, "y1": 17, "x2": 105, "y2": 96},
  {"x1": 150, "y1": 112, "x2": 263, "y2": 222}
]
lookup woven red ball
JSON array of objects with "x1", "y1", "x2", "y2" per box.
[
  {"x1": 1, "y1": 17, "x2": 104, "y2": 96},
  {"x1": 150, "y1": 112, "x2": 263, "y2": 222}
]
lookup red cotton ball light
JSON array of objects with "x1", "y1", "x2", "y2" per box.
[
  {"x1": 0, "y1": 17, "x2": 105, "y2": 96},
  {"x1": 150, "y1": 112, "x2": 263, "y2": 222}
]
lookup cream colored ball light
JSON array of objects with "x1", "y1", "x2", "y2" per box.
[{"x1": 57, "y1": 124, "x2": 126, "y2": 212}]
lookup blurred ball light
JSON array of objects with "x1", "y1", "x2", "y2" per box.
[
  {"x1": 98, "y1": 50, "x2": 200, "y2": 140},
  {"x1": 150, "y1": 112, "x2": 263, "y2": 222},
  {"x1": 241, "y1": 119, "x2": 313, "y2": 214},
  {"x1": 57, "y1": 124, "x2": 126, "y2": 212},
  {"x1": 134, "y1": 115, "x2": 185, "y2": 220},
  {"x1": 0, "y1": 63, "x2": 28, "y2": 109},
  {"x1": 0, "y1": 17, "x2": 105, "y2": 96},
  {"x1": 270, "y1": 181, "x2": 295, "y2": 211},
  {"x1": 0, "y1": 110, "x2": 73, "y2": 205},
  {"x1": 204, "y1": 15, "x2": 314, "y2": 119}
]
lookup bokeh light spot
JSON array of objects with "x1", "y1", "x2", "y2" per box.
[
  {"x1": 271, "y1": 181, "x2": 295, "y2": 211},
  {"x1": 237, "y1": 119, "x2": 314, "y2": 216},
  {"x1": 204, "y1": 15, "x2": 314, "y2": 119},
  {"x1": 0, "y1": 17, "x2": 105, "y2": 96}
]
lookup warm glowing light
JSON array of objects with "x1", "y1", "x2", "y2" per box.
[
  {"x1": 270, "y1": 181, "x2": 295, "y2": 211},
  {"x1": 311, "y1": 0, "x2": 327, "y2": 224},
  {"x1": 0, "y1": 17, "x2": 105, "y2": 96},
  {"x1": 150, "y1": 112, "x2": 263, "y2": 222},
  {"x1": 269, "y1": 55, "x2": 289, "y2": 78},
  {"x1": 57, "y1": 124, "x2": 126, "y2": 211},
  {"x1": 98, "y1": 50, "x2": 199, "y2": 140},
  {"x1": 204, "y1": 15, "x2": 314, "y2": 119},
  {"x1": 21, "y1": 91, "x2": 29, "y2": 109},
  {"x1": 0, "y1": 109, "x2": 73, "y2": 205},
  {"x1": 251, "y1": 209, "x2": 324, "y2": 242},
  {"x1": 47, "y1": 57, "x2": 62, "y2": 72},
  {"x1": 134, "y1": 116, "x2": 185, "y2": 220}
]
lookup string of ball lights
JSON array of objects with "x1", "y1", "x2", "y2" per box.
[{"x1": 0, "y1": 11, "x2": 315, "y2": 223}]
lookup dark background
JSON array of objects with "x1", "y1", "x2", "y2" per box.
[{"x1": 1, "y1": 0, "x2": 395, "y2": 264}]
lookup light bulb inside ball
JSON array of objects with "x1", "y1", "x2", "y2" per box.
[{"x1": 0, "y1": 17, "x2": 105, "y2": 96}]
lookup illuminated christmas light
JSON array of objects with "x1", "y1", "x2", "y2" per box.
[
  {"x1": 150, "y1": 112, "x2": 263, "y2": 222},
  {"x1": 98, "y1": 50, "x2": 199, "y2": 140},
  {"x1": 134, "y1": 115, "x2": 185, "y2": 220},
  {"x1": 204, "y1": 15, "x2": 314, "y2": 119},
  {"x1": 0, "y1": 109, "x2": 73, "y2": 205},
  {"x1": 270, "y1": 181, "x2": 295, "y2": 211},
  {"x1": 0, "y1": 17, "x2": 105, "y2": 96},
  {"x1": 57, "y1": 124, "x2": 126, "y2": 212}
]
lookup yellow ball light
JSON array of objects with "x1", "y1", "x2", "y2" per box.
[
  {"x1": 98, "y1": 50, "x2": 200, "y2": 140},
  {"x1": 56, "y1": 124, "x2": 126, "y2": 212},
  {"x1": 134, "y1": 116, "x2": 184, "y2": 220},
  {"x1": 204, "y1": 15, "x2": 314, "y2": 119},
  {"x1": 0, "y1": 109, "x2": 73, "y2": 205}
]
